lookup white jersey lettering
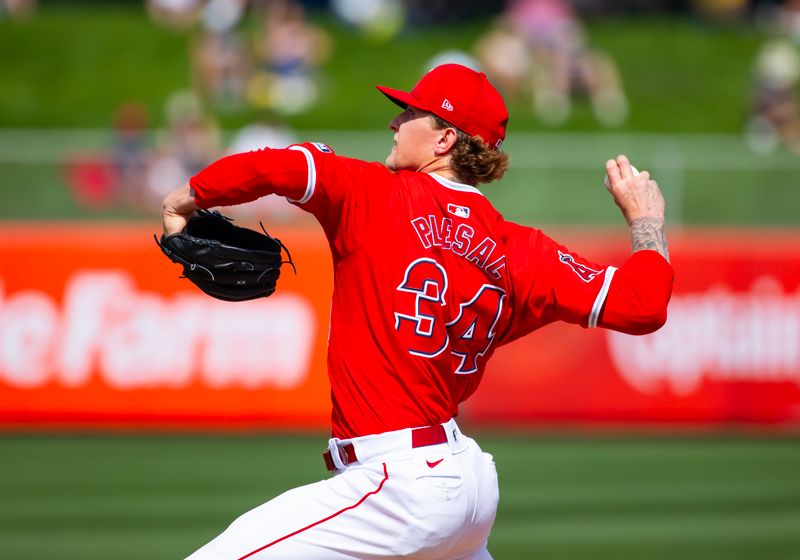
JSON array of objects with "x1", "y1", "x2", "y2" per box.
[{"x1": 410, "y1": 215, "x2": 506, "y2": 279}]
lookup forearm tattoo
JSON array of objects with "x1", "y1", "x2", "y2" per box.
[{"x1": 630, "y1": 217, "x2": 670, "y2": 262}]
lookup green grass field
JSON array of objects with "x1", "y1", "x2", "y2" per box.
[{"x1": 2, "y1": 434, "x2": 799, "y2": 560}]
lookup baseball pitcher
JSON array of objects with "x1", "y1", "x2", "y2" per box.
[{"x1": 161, "y1": 63, "x2": 673, "y2": 559}]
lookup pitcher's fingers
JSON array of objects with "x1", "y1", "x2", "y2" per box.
[
  {"x1": 616, "y1": 154, "x2": 634, "y2": 179},
  {"x1": 606, "y1": 159, "x2": 621, "y2": 189}
]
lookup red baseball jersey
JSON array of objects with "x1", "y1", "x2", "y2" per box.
[{"x1": 191, "y1": 143, "x2": 672, "y2": 438}]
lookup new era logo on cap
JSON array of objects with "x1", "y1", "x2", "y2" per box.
[{"x1": 441, "y1": 99, "x2": 454, "y2": 111}]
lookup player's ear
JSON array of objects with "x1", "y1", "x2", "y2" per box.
[{"x1": 433, "y1": 127, "x2": 458, "y2": 156}]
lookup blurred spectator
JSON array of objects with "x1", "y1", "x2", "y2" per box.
[
  {"x1": 112, "y1": 101, "x2": 152, "y2": 207},
  {"x1": 63, "y1": 153, "x2": 117, "y2": 210},
  {"x1": 746, "y1": 38, "x2": 800, "y2": 153},
  {"x1": 63, "y1": 102, "x2": 150, "y2": 212},
  {"x1": 192, "y1": 0, "x2": 250, "y2": 111},
  {"x1": 744, "y1": 0, "x2": 800, "y2": 154},
  {"x1": 144, "y1": 91, "x2": 221, "y2": 208},
  {"x1": 478, "y1": 0, "x2": 628, "y2": 127},
  {"x1": 0, "y1": 0, "x2": 36, "y2": 21},
  {"x1": 330, "y1": 0, "x2": 405, "y2": 41},
  {"x1": 247, "y1": 0, "x2": 332, "y2": 115},
  {"x1": 146, "y1": 0, "x2": 204, "y2": 30},
  {"x1": 202, "y1": 0, "x2": 245, "y2": 32},
  {"x1": 475, "y1": 18, "x2": 531, "y2": 103},
  {"x1": 778, "y1": 0, "x2": 800, "y2": 41}
]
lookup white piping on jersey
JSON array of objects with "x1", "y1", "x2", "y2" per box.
[
  {"x1": 287, "y1": 145, "x2": 316, "y2": 204},
  {"x1": 588, "y1": 266, "x2": 617, "y2": 328},
  {"x1": 428, "y1": 173, "x2": 484, "y2": 196}
]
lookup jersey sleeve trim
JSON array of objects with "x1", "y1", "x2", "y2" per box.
[
  {"x1": 588, "y1": 266, "x2": 617, "y2": 328},
  {"x1": 286, "y1": 145, "x2": 316, "y2": 204}
]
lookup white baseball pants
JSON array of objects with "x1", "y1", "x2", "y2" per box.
[{"x1": 185, "y1": 419, "x2": 499, "y2": 559}]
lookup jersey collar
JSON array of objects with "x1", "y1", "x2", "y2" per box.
[{"x1": 428, "y1": 173, "x2": 484, "y2": 196}]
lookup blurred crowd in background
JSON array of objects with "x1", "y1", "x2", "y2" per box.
[{"x1": 2, "y1": 0, "x2": 799, "y2": 218}]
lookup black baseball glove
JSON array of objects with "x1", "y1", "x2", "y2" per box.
[{"x1": 155, "y1": 210, "x2": 295, "y2": 302}]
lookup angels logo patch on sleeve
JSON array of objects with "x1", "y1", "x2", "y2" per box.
[{"x1": 558, "y1": 250, "x2": 602, "y2": 282}]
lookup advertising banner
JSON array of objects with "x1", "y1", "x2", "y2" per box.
[
  {"x1": 0, "y1": 223, "x2": 333, "y2": 430},
  {"x1": 1, "y1": 224, "x2": 799, "y2": 430},
  {"x1": 473, "y1": 230, "x2": 800, "y2": 428}
]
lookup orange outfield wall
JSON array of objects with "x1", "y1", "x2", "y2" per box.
[{"x1": 1, "y1": 224, "x2": 799, "y2": 431}]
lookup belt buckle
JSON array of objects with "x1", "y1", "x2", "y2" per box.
[{"x1": 326, "y1": 438, "x2": 349, "y2": 471}]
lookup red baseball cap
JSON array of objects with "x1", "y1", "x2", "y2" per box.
[{"x1": 376, "y1": 64, "x2": 509, "y2": 150}]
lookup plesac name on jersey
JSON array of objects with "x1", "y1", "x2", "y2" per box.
[{"x1": 410, "y1": 214, "x2": 506, "y2": 279}]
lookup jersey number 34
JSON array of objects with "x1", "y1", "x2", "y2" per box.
[{"x1": 394, "y1": 258, "x2": 506, "y2": 374}]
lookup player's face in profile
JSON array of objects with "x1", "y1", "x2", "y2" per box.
[{"x1": 386, "y1": 106, "x2": 441, "y2": 172}]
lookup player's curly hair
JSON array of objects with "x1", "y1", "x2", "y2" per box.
[{"x1": 431, "y1": 114, "x2": 509, "y2": 186}]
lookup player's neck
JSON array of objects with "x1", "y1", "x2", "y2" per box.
[
  {"x1": 417, "y1": 157, "x2": 459, "y2": 183},
  {"x1": 429, "y1": 171, "x2": 464, "y2": 184}
]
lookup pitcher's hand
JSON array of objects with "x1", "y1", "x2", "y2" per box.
[
  {"x1": 605, "y1": 155, "x2": 664, "y2": 226},
  {"x1": 161, "y1": 183, "x2": 199, "y2": 236}
]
